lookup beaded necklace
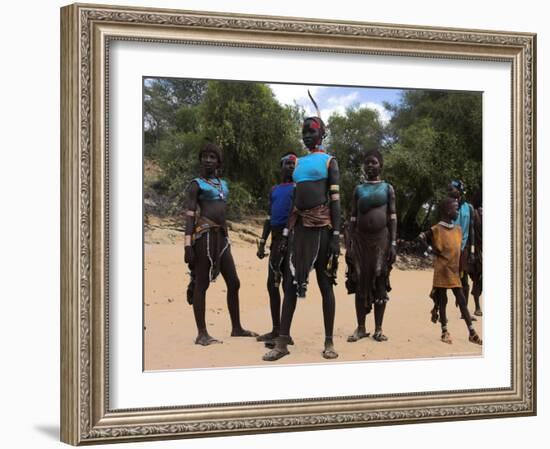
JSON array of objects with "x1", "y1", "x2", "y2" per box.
[{"x1": 201, "y1": 176, "x2": 225, "y2": 200}]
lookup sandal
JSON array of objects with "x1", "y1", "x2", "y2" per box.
[
  {"x1": 372, "y1": 331, "x2": 388, "y2": 342},
  {"x1": 262, "y1": 347, "x2": 290, "y2": 361},
  {"x1": 469, "y1": 333, "x2": 483, "y2": 345},
  {"x1": 440, "y1": 331, "x2": 453, "y2": 344},
  {"x1": 256, "y1": 331, "x2": 277, "y2": 342},
  {"x1": 322, "y1": 347, "x2": 339, "y2": 359},
  {"x1": 264, "y1": 336, "x2": 294, "y2": 349},
  {"x1": 347, "y1": 328, "x2": 370, "y2": 342}
]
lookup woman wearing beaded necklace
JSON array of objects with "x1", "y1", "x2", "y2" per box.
[
  {"x1": 184, "y1": 143, "x2": 257, "y2": 346},
  {"x1": 263, "y1": 113, "x2": 341, "y2": 362},
  {"x1": 346, "y1": 149, "x2": 397, "y2": 344}
]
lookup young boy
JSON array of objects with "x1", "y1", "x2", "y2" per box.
[
  {"x1": 419, "y1": 197, "x2": 482, "y2": 345},
  {"x1": 256, "y1": 152, "x2": 297, "y2": 348}
]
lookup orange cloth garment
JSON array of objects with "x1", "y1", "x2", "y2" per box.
[{"x1": 431, "y1": 223, "x2": 462, "y2": 288}]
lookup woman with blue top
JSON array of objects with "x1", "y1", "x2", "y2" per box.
[
  {"x1": 256, "y1": 152, "x2": 297, "y2": 348},
  {"x1": 447, "y1": 180, "x2": 476, "y2": 319},
  {"x1": 347, "y1": 150, "x2": 397, "y2": 343},
  {"x1": 263, "y1": 111, "x2": 341, "y2": 362},
  {"x1": 184, "y1": 143, "x2": 258, "y2": 346}
]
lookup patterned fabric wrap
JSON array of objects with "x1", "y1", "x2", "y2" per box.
[
  {"x1": 193, "y1": 216, "x2": 229, "y2": 283},
  {"x1": 288, "y1": 204, "x2": 332, "y2": 229},
  {"x1": 351, "y1": 226, "x2": 391, "y2": 309},
  {"x1": 288, "y1": 221, "x2": 331, "y2": 298}
]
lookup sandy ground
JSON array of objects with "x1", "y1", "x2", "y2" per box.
[{"x1": 144, "y1": 217, "x2": 482, "y2": 371}]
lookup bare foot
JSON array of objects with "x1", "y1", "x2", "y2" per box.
[
  {"x1": 441, "y1": 331, "x2": 453, "y2": 344},
  {"x1": 231, "y1": 328, "x2": 259, "y2": 337},
  {"x1": 195, "y1": 333, "x2": 222, "y2": 346},
  {"x1": 347, "y1": 327, "x2": 370, "y2": 342},
  {"x1": 322, "y1": 342, "x2": 338, "y2": 359}
]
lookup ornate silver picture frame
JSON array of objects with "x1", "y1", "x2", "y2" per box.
[{"x1": 60, "y1": 3, "x2": 536, "y2": 445}]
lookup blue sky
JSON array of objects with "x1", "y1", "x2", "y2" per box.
[{"x1": 268, "y1": 83, "x2": 404, "y2": 125}]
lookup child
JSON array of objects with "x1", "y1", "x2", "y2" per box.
[
  {"x1": 418, "y1": 197, "x2": 482, "y2": 345},
  {"x1": 256, "y1": 152, "x2": 297, "y2": 348}
]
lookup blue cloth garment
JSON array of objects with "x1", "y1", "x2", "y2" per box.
[
  {"x1": 193, "y1": 177, "x2": 229, "y2": 202},
  {"x1": 292, "y1": 151, "x2": 332, "y2": 183},
  {"x1": 453, "y1": 201, "x2": 471, "y2": 250},
  {"x1": 270, "y1": 182, "x2": 294, "y2": 227}
]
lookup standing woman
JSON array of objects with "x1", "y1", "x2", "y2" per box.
[
  {"x1": 347, "y1": 150, "x2": 397, "y2": 343},
  {"x1": 447, "y1": 180, "x2": 476, "y2": 320},
  {"x1": 184, "y1": 143, "x2": 257, "y2": 345},
  {"x1": 263, "y1": 97, "x2": 341, "y2": 361}
]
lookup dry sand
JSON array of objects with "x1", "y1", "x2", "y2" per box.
[{"x1": 144, "y1": 217, "x2": 482, "y2": 371}]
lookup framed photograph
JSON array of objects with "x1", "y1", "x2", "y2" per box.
[{"x1": 60, "y1": 3, "x2": 536, "y2": 445}]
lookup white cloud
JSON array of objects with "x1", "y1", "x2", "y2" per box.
[
  {"x1": 326, "y1": 91, "x2": 359, "y2": 106},
  {"x1": 268, "y1": 84, "x2": 323, "y2": 108},
  {"x1": 269, "y1": 84, "x2": 392, "y2": 125},
  {"x1": 321, "y1": 101, "x2": 392, "y2": 126},
  {"x1": 361, "y1": 102, "x2": 392, "y2": 125}
]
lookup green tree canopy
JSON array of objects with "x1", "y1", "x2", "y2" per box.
[
  {"x1": 327, "y1": 106, "x2": 386, "y2": 217},
  {"x1": 144, "y1": 80, "x2": 303, "y2": 217},
  {"x1": 201, "y1": 81, "x2": 303, "y2": 203},
  {"x1": 144, "y1": 78, "x2": 207, "y2": 157},
  {"x1": 384, "y1": 90, "x2": 482, "y2": 238},
  {"x1": 144, "y1": 81, "x2": 482, "y2": 234}
]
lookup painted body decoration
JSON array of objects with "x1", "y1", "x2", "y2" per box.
[
  {"x1": 263, "y1": 95, "x2": 341, "y2": 362},
  {"x1": 193, "y1": 177, "x2": 229, "y2": 202},
  {"x1": 346, "y1": 150, "x2": 396, "y2": 344},
  {"x1": 184, "y1": 143, "x2": 257, "y2": 346},
  {"x1": 447, "y1": 180, "x2": 477, "y2": 320},
  {"x1": 256, "y1": 153, "x2": 297, "y2": 348}
]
